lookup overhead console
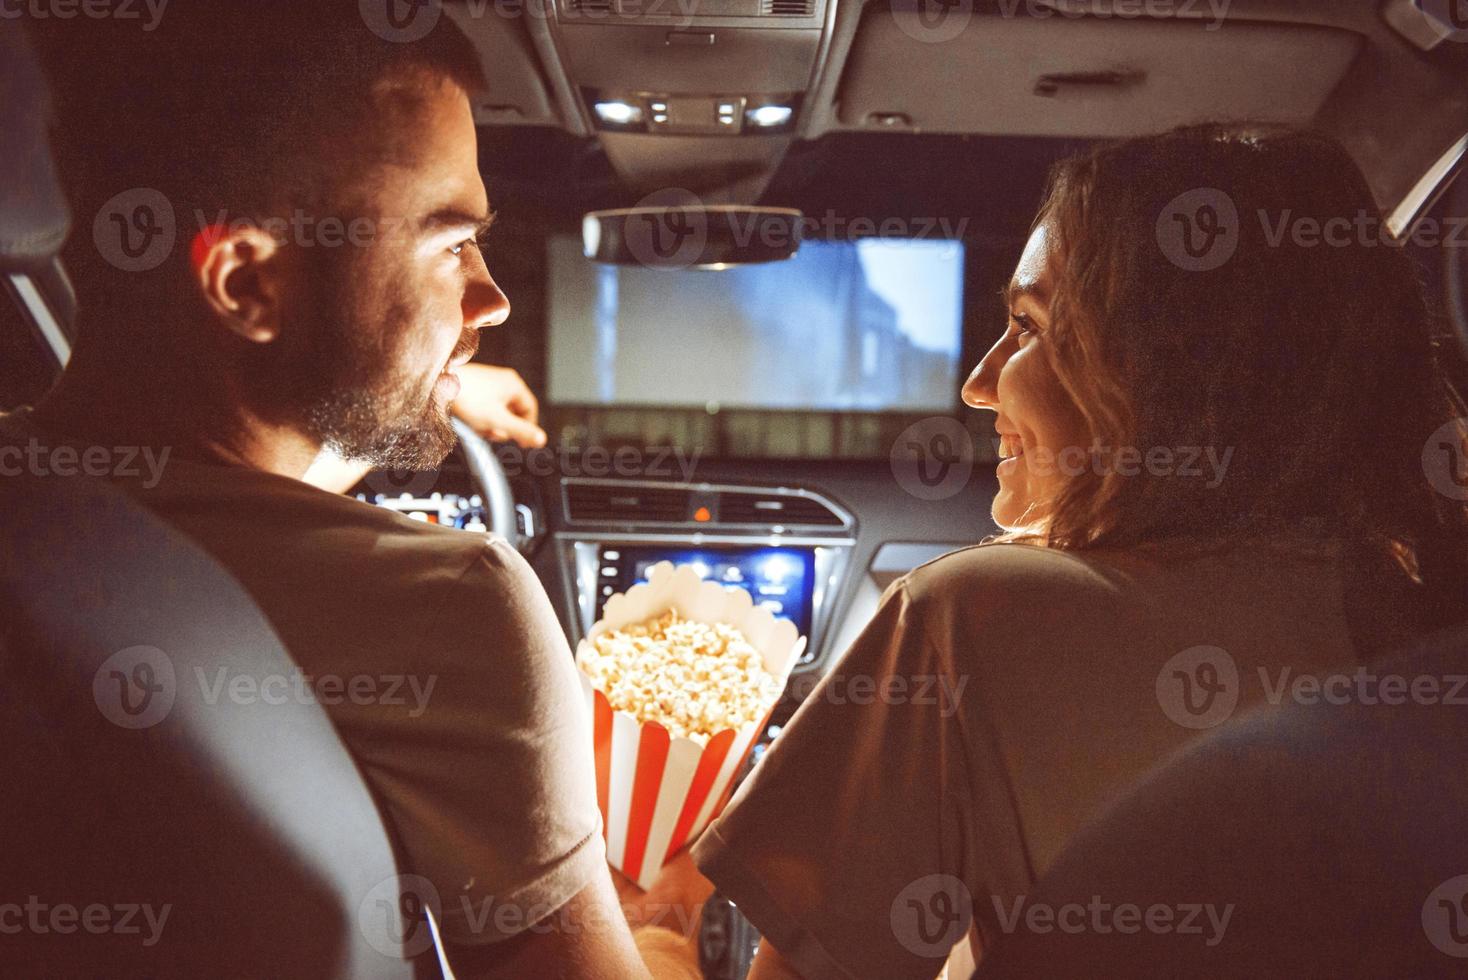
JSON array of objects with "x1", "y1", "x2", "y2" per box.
[{"x1": 523, "y1": 0, "x2": 833, "y2": 194}]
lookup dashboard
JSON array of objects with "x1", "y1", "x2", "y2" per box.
[
  {"x1": 356, "y1": 456, "x2": 998, "y2": 691},
  {"x1": 589, "y1": 545, "x2": 819, "y2": 640},
  {"x1": 354, "y1": 491, "x2": 490, "y2": 531}
]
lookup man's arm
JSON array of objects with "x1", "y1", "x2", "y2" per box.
[{"x1": 445, "y1": 853, "x2": 711, "y2": 979}]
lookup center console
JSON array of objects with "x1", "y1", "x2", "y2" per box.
[{"x1": 556, "y1": 477, "x2": 856, "y2": 664}]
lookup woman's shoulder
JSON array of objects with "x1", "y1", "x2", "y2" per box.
[
  {"x1": 900, "y1": 541, "x2": 1139, "y2": 603},
  {"x1": 892, "y1": 539, "x2": 1344, "y2": 616}
]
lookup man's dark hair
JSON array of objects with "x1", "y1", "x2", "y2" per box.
[{"x1": 30, "y1": 2, "x2": 486, "y2": 339}]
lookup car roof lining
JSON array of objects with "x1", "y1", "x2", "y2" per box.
[{"x1": 452, "y1": 0, "x2": 1468, "y2": 218}]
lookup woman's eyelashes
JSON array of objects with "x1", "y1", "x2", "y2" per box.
[{"x1": 1009, "y1": 311, "x2": 1036, "y2": 339}]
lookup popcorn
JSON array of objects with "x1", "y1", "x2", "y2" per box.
[{"x1": 579, "y1": 609, "x2": 786, "y2": 743}]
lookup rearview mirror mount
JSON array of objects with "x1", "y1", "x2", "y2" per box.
[{"x1": 582, "y1": 205, "x2": 803, "y2": 269}]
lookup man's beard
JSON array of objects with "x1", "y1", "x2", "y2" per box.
[{"x1": 250, "y1": 258, "x2": 476, "y2": 470}]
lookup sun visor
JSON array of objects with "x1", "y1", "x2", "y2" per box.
[{"x1": 834, "y1": 10, "x2": 1363, "y2": 137}]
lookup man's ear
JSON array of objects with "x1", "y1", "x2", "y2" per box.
[{"x1": 189, "y1": 223, "x2": 286, "y2": 344}]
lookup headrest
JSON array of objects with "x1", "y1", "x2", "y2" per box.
[{"x1": 0, "y1": 23, "x2": 70, "y2": 271}]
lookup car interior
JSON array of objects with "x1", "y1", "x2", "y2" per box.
[{"x1": 3, "y1": 0, "x2": 1468, "y2": 976}]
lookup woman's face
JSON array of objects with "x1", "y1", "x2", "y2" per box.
[{"x1": 962, "y1": 221, "x2": 1091, "y2": 530}]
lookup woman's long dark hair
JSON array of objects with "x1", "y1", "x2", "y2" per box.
[{"x1": 1029, "y1": 124, "x2": 1468, "y2": 631}]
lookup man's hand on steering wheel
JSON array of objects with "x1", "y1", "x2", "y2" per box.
[{"x1": 451, "y1": 363, "x2": 547, "y2": 449}]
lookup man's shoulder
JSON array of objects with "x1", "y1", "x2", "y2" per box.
[{"x1": 158, "y1": 461, "x2": 513, "y2": 574}]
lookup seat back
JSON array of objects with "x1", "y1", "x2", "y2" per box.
[
  {"x1": 976, "y1": 622, "x2": 1468, "y2": 978},
  {"x1": 0, "y1": 20, "x2": 75, "y2": 369},
  {"x1": 0, "y1": 468, "x2": 427, "y2": 978},
  {"x1": 2, "y1": 21, "x2": 429, "y2": 974}
]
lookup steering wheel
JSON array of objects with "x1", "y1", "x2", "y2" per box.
[{"x1": 451, "y1": 417, "x2": 522, "y2": 548}]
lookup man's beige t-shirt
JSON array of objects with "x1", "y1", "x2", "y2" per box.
[
  {"x1": 694, "y1": 540, "x2": 1401, "y2": 980},
  {"x1": 1, "y1": 413, "x2": 604, "y2": 947}
]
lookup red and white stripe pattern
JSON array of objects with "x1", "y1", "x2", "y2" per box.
[{"x1": 581, "y1": 672, "x2": 772, "y2": 889}]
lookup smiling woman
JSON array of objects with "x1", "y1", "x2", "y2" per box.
[
  {"x1": 691, "y1": 123, "x2": 1468, "y2": 980},
  {"x1": 987, "y1": 125, "x2": 1468, "y2": 624}
]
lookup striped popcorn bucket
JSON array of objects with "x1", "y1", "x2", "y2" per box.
[{"x1": 575, "y1": 562, "x2": 806, "y2": 890}]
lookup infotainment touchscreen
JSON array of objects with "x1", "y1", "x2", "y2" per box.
[{"x1": 595, "y1": 546, "x2": 816, "y2": 639}]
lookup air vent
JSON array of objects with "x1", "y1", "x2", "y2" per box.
[
  {"x1": 718, "y1": 492, "x2": 845, "y2": 527},
  {"x1": 567, "y1": 0, "x2": 613, "y2": 11},
  {"x1": 565, "y1": 482, "x2": 691, "y2": 524},
  {"x1": 761, "y1": 0, "x2": 813, "y2": 14}
]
